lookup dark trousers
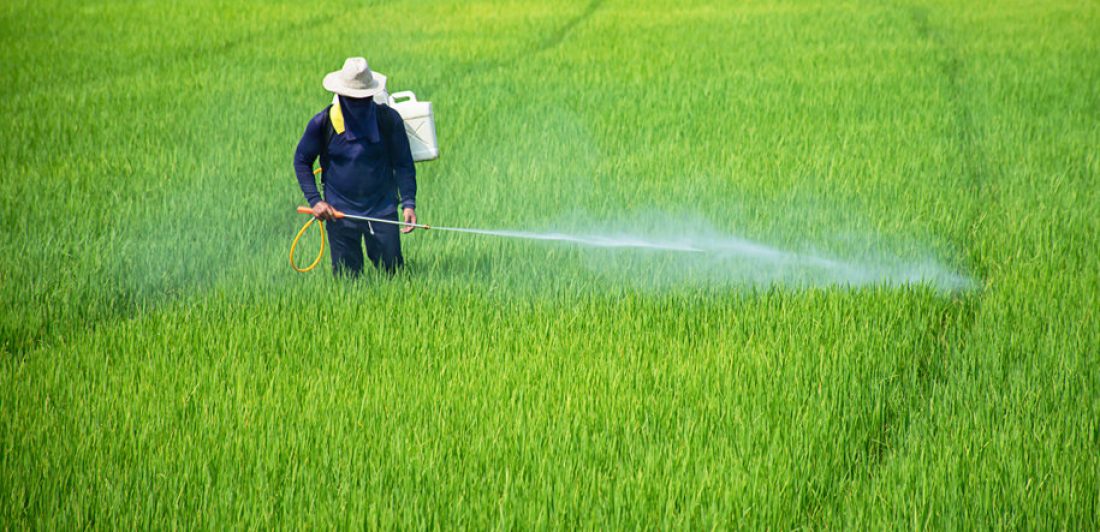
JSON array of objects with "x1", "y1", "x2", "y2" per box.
[{"x1": 326, "y1": 216, "x2": 404, "y2": 277}]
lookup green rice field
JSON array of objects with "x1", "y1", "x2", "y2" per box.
[{"x1": 2, "y1": 0, "x2": 1098, "y2": 527}]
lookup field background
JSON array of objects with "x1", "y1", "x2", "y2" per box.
[{"x1": 2, "y1": 0, "x2": 1097, "y2": 527}]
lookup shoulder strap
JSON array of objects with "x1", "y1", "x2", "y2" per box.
[
  {"x1": 319, "y1": 105, "x2": 335, "y2": 183},
  {"x1": 375, "y1": 103, "x2": 392, "y2": 136},
  {"x1": 376, "y1": 104, "x2": 395, "y2": 173}
]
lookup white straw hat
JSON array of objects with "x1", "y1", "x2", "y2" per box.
[{"x1": 322, "y1": 57, "x2": 388, "y2": 98}]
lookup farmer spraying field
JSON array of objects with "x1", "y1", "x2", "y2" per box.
[
  {"x1": 288, "y1": 61, "x2": 968, "y2": 290},
  {"x1": 294, "y1": 57, "x2": 420, "y2": 276}
]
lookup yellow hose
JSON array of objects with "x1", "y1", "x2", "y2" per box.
[
  {"x1": 289, "y1": 216, "x2": 326, "y2": 272},
  {"x1": 290, "y1": 167, "x2": 327, "y2": 273}
]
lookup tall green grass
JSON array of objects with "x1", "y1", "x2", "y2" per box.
[{"x1": 2, "y1": 0, "x2": 1097, "y2": 527}]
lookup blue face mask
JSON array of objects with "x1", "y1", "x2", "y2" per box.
[{"x1": 337, "y1": 95, "x2": 381, "y2": 143}]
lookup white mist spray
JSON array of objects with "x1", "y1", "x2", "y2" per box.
[
  {"x1": 426, "y1": 225, "x2": 706, "y2": 253},
  {"x1": 424, "y1": 220, "x2": 973, "y2": 292}
]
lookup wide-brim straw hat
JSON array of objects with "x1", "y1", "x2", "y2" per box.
[{"x1": 323, "y1": 57, "x2": 387, "y2": 98}]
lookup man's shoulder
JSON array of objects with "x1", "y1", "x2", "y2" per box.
[
  {"x1": 302, "y1": 107, "x2": 332, "y2": 135},
  {"x1": 312, "y1": 107, "x2": 332, "y2": 125}
]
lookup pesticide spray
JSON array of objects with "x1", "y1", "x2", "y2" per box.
[{"x1": 290, "y1": 207, "x2": 972, "y2": 291}]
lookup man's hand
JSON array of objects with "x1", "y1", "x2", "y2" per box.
[
  {"x1": 402, "y1": 207, "x2": 417, "y2": 233},
  {"x1": 311, "y1": 201, "x2": 337, "y2": 221}
]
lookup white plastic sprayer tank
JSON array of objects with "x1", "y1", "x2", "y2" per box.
[{"x1": 387, "y1": 91, "x2": 439, "y2": 162}]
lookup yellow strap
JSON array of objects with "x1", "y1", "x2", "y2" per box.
[{"x1": 329, "y1": 102, "x2": 345, "y2": 134}]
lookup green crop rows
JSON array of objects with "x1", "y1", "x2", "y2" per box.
[{"x1": 1, "y1": 0, "x2": 1097, "y2": 528}]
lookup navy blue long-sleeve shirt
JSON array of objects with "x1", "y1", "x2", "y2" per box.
[{"x1": 294, "y1": 103, "x2": 416, "y2": 217}]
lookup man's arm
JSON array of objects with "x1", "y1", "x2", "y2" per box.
[
  {"x1": 293, "y1": 113, "x2": 326, "y2": 208},
  {"x1": 386, "y1": 109, "x2": 419, "y2": 232},
  {"x1": 387, "y1": 110, "x2": 417, "y2": 212}
]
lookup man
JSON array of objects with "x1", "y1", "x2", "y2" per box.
[{"x1": 294, "y1": 57, "x2": 418, "y2": 276}]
